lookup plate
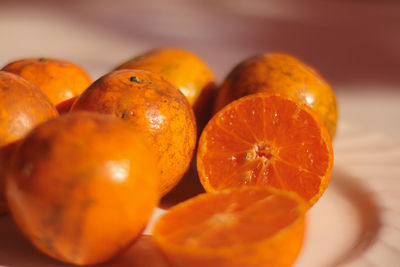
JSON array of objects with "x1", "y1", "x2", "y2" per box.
[
  {"x1": 294, "y1": 122, "x2": 400, "y2": 267},
  {"x1": 1, "y1": 119, "x2": 399, "y2": 266}
]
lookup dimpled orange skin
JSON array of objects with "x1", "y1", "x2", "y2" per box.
[
  {"x1": 72, "y1": 70, "x2": 197, "y2": 196},
  {"x1": 2, "y1": 57, "x2": 92, "y2": 106},
  {"x1": 6, "y1": 112, "x2": 160, "y2": 265},
  {"x1": 214, "y1": 53, "x2": 338, "y2": 139},
  {"x1": 115, "y1": 48, "x2": 217, "y2": 131},
  {"x1": 0, "y1": 71, "x2": 58, "y2": 214}
]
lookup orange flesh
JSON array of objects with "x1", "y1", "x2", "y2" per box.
[
  {"x1": 155, "y1": 187, "x2": 301, "y2": 249},
  {"x1": 198, "y1": 94, "x2": 332, "y2": 204}
]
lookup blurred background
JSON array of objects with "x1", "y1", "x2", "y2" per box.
[
  {"x1": 0, "y1": 1, "x2": 399, "y2": 266},
  {"x1": 1, "y1": 0, "x2": 399, "y2": 138}
]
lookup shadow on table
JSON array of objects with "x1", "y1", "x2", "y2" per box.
[{"x1": 325, "y1": 168, "x2": 382, "y2": 266}]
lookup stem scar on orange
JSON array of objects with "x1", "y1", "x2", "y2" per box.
[
  {"x1": 214, "y1": 53, "x2": 338, "y2": 139},
  {"x1": 153, "y1": 186, "x2": 307, "y2": 267},
  {"x1": 5, "y1": 112, "x2": 160, "y2": 265},
  {"x1": 197, "y1": 93, "x2": 333, "y2": 206}
]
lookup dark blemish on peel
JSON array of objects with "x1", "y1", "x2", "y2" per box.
[
  {"x1": 43, "y1": 204, "x2": 64, "y2": 228},
  {"x1": 130, "y1": 76, "x2": 142, "y2": 83},
  {"x1": 43, "y1": 236, "x2": 58, "y2": 257},
  {"x1": 70, "y1": 197, "x2": 96, "y2": 260},
  {"x1": 121, "y1": 110, "x2": 134, "y2": 119},
  {"x1": 40, "y1": 204, "x2": 64, "y2": 258},
  {"x1": 282, "y1": 71, "x2": 293, "y2": 77},
  {"x1": 39, "y1": 57, "x2": 49, "y2": 62}
]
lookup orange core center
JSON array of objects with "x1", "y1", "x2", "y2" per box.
[{"x1": 255, "y1": 143, "x2": 273, "y2": 160}]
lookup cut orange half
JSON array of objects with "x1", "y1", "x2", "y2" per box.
[
  {"x1": 153, "y1": 186, "x2": 307, "y2": 267},
  {"x1": 197, "y1": 93, "x2": 333, "y2": 206}
]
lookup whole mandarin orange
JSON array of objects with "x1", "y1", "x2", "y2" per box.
[
  {"x1": 214, "y1": 53, "x2": 338, "y2": 139},
  {"x1": 115, "y1": 47, "x2": 216, "y2": 131},
  {"x1": 72, "y1": 70, "x2": 197, "y2": 195},
  {"x1": 6, "y1": 112, "x2": 160, "y2": 265},
  {"x1": 0, "y1": 71, "x2": 58, "y2": 214},
  {"x1": 2, "y1": 57, "x2": 92, "y2": 108}
]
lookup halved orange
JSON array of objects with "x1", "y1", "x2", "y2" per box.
[
  {"x1": 197, "y1": 93, "x2": 333, "y2": 206},
  {"x1": 153, "y1": 186, "x2": 307, "y2": 267}
]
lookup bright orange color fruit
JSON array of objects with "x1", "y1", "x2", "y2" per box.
[
  {"x1": 0, "y1": 71, "x2": 58, "y2": 214},
  {"x1": 2, "y1": 57, "x2": 92, "y2": 107},
  {"x1": 198, "y1": 93, "x2": 333, "y2": 206},
  {"x1": 72, "y1": 70, "x2": 197, "y2": 195},
  {"x1": 153, "y1": 186, "x2": 307, "y2": 267},
  {"x1": 6, "y1": 112, "x2": 160, "y2": 265},
  {"x1": 214, "y1": 53, "x2": 338, "y2": 139},
  {"x1": 115, "y1": 47, "x2": 216, "y2": 131}
]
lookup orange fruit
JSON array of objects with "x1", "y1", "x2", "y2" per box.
[
  {"x1": 214, "y1": 53, "x2": 338, "y2": 139},
  {"x1": 2, "y1": 57, "x2": 92, "y2": 107},
  {"x1": 6, "y1": 112, "x2": 160, "y2": 265},
  {"x1": 71, "y1": 70, "x2": 197, "y2": 195},
  {"x1": 198, "y1": 93, "x2": 333, "y2": 206},
  {"x1": 115, "y1": 47, "x2": 216, "y2": 131},
  {"x1": 153, "y1": 186, "x2": 307, "y2": 267},
  {"x1": 0, "y1": 71, "x2": 58, "y2": 214}
]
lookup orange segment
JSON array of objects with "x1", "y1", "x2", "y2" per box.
[
  {"x1": 153, "y1": 186, "x2": 307, "y2": 267},
  {"x1": 197, "y1": 93, "x2": 333, "y2": 206}
]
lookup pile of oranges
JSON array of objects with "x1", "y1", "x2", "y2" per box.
[{"x1": 0, "y1": 48, "x2": 337, "y2": 267}]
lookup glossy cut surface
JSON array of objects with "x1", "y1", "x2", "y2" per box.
[
  {"x1": 154, "y1": 186, "x2": 307, "y2": 267},
  {"x1": 214, "y1": 53, "x2": 338, "y2": 139},
  {"x1": 0, "y1": 71, "x2": 58, "y2": 214},
  {"x1": 6, "y1": 112, "x2": 160, "y2": 265},
  {"x1": 2, "y1": 57, "x2": 92, "y2": 106},
  {"x1": 72, "y1": 70, "x2": 197, "y2": 195},
  {"x1": 198, "y1": 94, "x2": 333, "y2": 206}
]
